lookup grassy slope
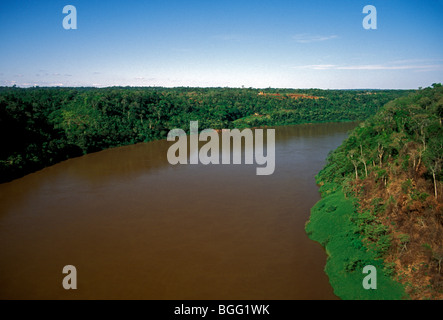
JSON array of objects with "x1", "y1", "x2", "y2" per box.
[
  {"x1": 306, "y1": 184, "x2": 406, "y2": 299},
  {"x1": 306, "y1": 84, "x2": 443, "y2": 300}
]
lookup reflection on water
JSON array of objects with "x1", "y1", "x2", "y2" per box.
[{"x1": 0, "y1": 122, "x2": 357, "y2": 300}]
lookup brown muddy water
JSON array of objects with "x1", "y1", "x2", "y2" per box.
[{"x1": 0, "y1": 122, "x2": 357, "y2": 300}]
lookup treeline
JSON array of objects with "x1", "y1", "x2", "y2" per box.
[
  {"x1": 306, "y1": 84, "x2": 443, "y2": 299},
  {"x1": 0, "y1": 86, "x2": 410, "y2": 182}
]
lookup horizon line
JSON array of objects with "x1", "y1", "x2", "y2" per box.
[{"x1": 0, "y1": 85, "x2": 430, "y2": 91}]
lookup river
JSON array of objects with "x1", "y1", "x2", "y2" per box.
[{"x1": 0, "y1": 122, "x2": 357, "y2": 299}]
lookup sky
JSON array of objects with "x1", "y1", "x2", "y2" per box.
[{"x1": 0, "y1": 0, "x2": 442, "y2": 89}]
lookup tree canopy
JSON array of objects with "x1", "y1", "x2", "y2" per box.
[{"x1": 0, "y1": 86, "x2": 411, "y2": 182}]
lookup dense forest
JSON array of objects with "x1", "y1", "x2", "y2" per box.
[
  {"x1": 306, "y1": 84, "x2": 443, "y2": 299},
  {"x1": 1, "y1": 84, "x2": 441, "y2": 299},
  {"x1": 0, "y1": 86, "x2": 410, "y2": 183}
]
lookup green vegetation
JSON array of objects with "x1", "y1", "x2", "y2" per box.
[
  {"x1": 1, "y1": 84, "x2": 440, "y2": 299},
  {"x1": 306, "y1": 84, "x2": 443, "y2": 300},
  {"x1": 0, "y1": 86, "x2": 409, "y2": 183},
  {"x1": 307, "y1": 186, "x2": 405, "y2": 299}
]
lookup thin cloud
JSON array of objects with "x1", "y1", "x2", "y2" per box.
[
  {"x1": 32, "y1": 72, "x2": 72, "y2": 77},
  {"x1": 2, "y1": 80, "x2": 17, "y2": 86},
  {"x1": 391, "y1": 58, "x2": 443, "y2": 65},
  {"x1": 296, "y1": 64, "x2": 338, "y2": 70},
  {"x1": 338, "y1": 64, "x2": 442, "y2": 71},
  {"x1": 134, "y1": 77, "x2": 157, "y2": 82},
  {"x1": 292, "y1": 63, "x2": 443, "y2": 71},
  {"x1": 293, "y1": 34, "x2": 338, "y2": 43},
  {"x1": 1, "y1": 80, "x2": 65, "y2": 87}
]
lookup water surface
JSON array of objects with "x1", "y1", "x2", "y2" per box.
[{"x1": 0, "y1": 122, "x2": 357, "y2": 299}]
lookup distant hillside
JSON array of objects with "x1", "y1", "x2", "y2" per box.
[
  {"x1": 306, "y1": 84, "x2": 443, "y2": 300},
  {"x1": 0, "y1": 87, "x2": 409, "y2": 183}
]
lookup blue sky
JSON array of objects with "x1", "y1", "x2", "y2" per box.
[{"x1": 0, "y1": 0, "x2": 442, "y2": 89}]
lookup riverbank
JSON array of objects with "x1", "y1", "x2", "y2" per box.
[
  {"x1": 305, "y1": 183, "x2": 406, "y2": 299},
  {"x1": 305, "y1": 84, "x2": 443, "y2": 300},
  {"x1": 0, "y1": 86, "x2": 410, "y2": 183}
]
